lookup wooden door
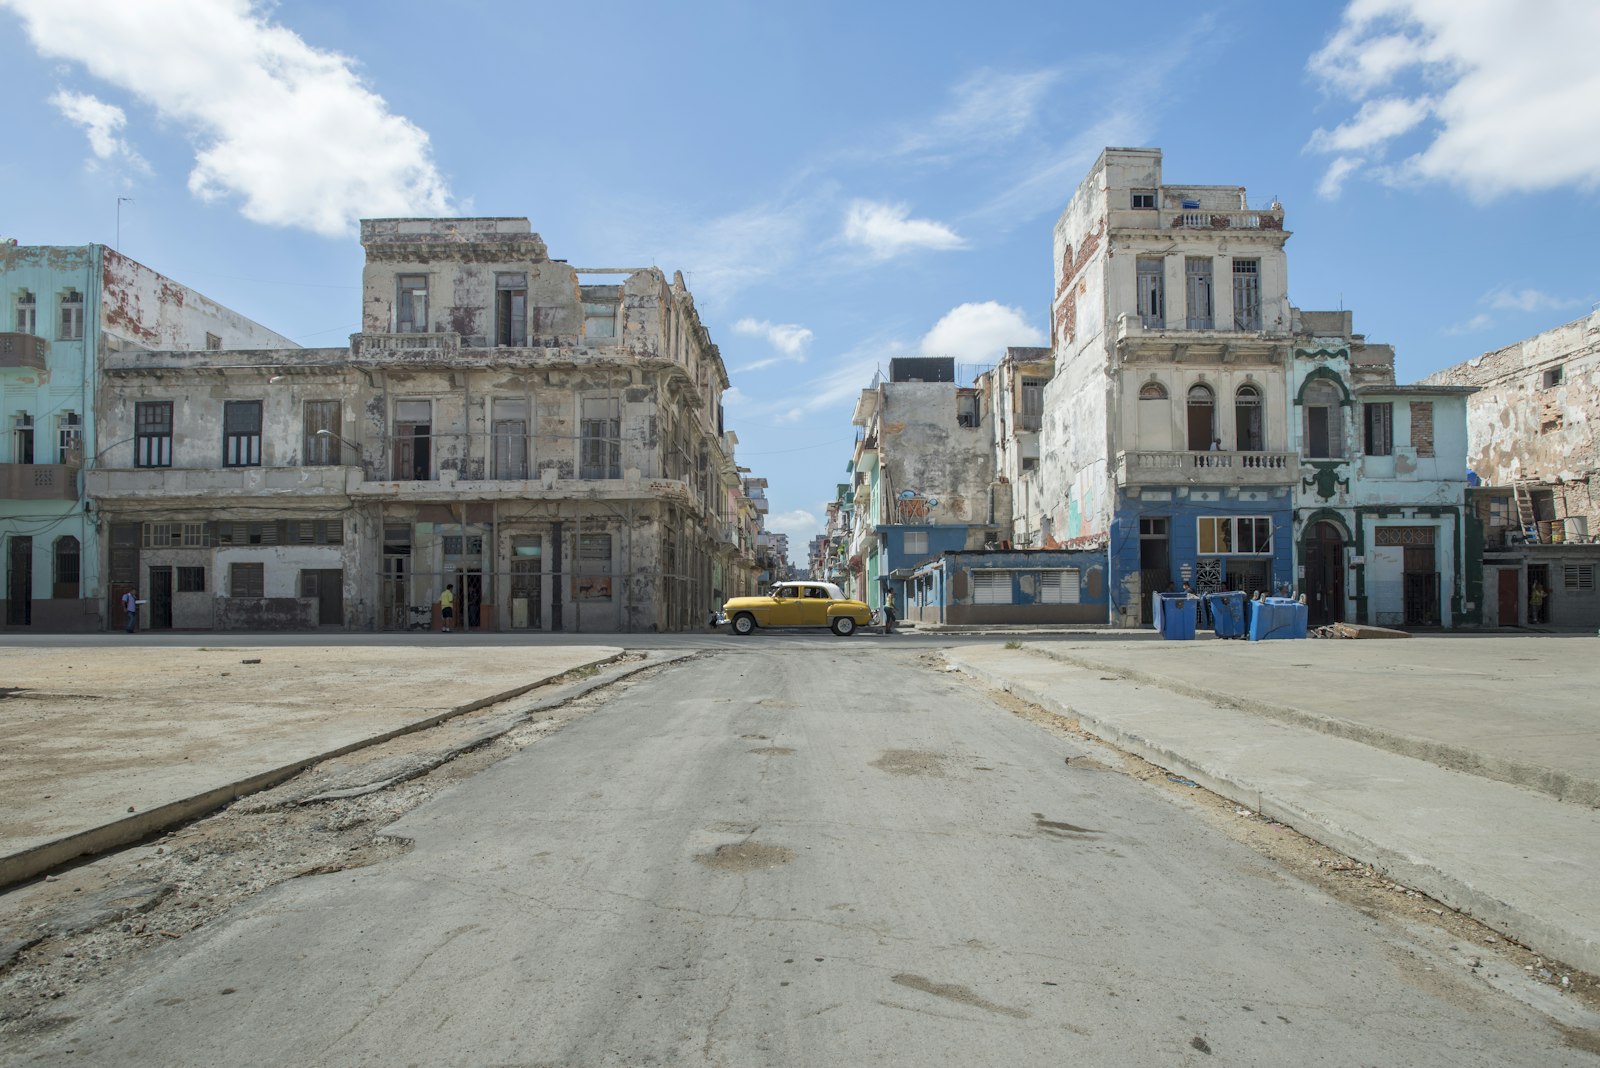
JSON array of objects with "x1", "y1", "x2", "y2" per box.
[{"x1": 1497, "y1": 569, "x2": 1519, "y2": 626}]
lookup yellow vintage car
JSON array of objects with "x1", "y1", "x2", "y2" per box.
[{"x1": 720, "y1": 581, "x2": 873, "y2": 637}]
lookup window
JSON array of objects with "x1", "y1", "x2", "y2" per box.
[
  {"x1": 1232, "y1": 259, "x2": 1261, "y2": 330},
  {"x1": 1020, "y1": 377, "x2": 1045, "y2": 431},
  {"x1": 230, "y1": 562, "x2": 265, "y2": 598},
  {"x1": 492, "y1": 398, "x2": 529, "y2": 479},
  {"x1": 393, "y1": 399, "x2": 431, "y2": 480},
  {"x1": 57, "y1": 411, "x2": 82, "y2": 463},
  {"x1": 302, "y1": 400, "x2": 341, "y2": 465},
  {"x1": 204, "y1": 332, "x2": 222, "y2": 351},
  {"x1": 1039, "y1": 569, "x2": 1081, "y2": 604},
  {"x1": 1186, "y1": 383, "x2": 1215, "y2": 452},
  {"x1": 144, "y1": 522, "x2": 212, "y2": 548},
  {"x1": 442, "y1": 534, "x2": 484, "y2": 556},
  {"x1": 1131, "y1": 189, "x2": 1156, "y2": 210},
  {"x1": 1565, "y1": 565, "x2": 1595, "y2": 592},
  {"x1": 1409, "y1": 401, "x2": 1434, "y2": 457},
  {"x1": 956, "y1": 391, "x2": 979, "y2": 428},
  {"x1": 223, "y1": 400, "x2": 262, "y2": 467},
  {"x1": 904, "y1": 531, "x2": 929, "y2": 556},
  {"x1": 1136, "y1": 258, "x2": 1165, "y2": 328},
  {"x1": 1542, "y1": 366, "x2": 1564, "y2": 389},
  {"x1": 396, "y1": 274, "x2": 429, "y2": 333},
  {"x1": 496, "y1": 273, "x2": 527, "y2": 346},
  {"x1": 973, "y1": 571, "x2": 1013, "y2": 605},
  {"x1": 288, "y1": 520, "x2": 343, "y2": 545},
  {"x1": 1234, "y1": 384, "x2": 1263, "y2": 451},
  {"x1": 1363, "y1": 402, "x2": 1393, "y2": 456},
  {"x1": 58, "y1": 290, "x2": 83, "y2": 340},
  {"x1": 580, "y1": 396, "x2": 621, "y2": 479},
  {"x1": 177, "y1": 567, "x2": 206, "y2": 593},
  {"x1": 135, "y1": 401, "x2": 173, "y2": 467},
  {"x1": 14, "y1": 290, "x2": 35, "y2": 334},
  {"x1": 1139, "y1": 381, "x2": 1168, "y2": 401},
  {"x1": 1301, "y1": 380, "x2": 1343, "y2": 459},
  {"x1": 1197, "y1": 516, "x2": 1272, "y2": 554},
  {"x1": 1184, "y1": 258, "x2": 1214, "y2": 329},
  {"x1": 1140, "y1": 516, "x2": 1169, "y2": 537},
  {"x1": 583, "y1": 301, "x2": 617, "y2": 339},
  {"x1": 12, "y1": 412, "x2": 34, "y2": 464}
]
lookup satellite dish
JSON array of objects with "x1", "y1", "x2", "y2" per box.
[
  {"x1": 898, "y1": 489, "x2": 917, "y2": 499},
  {"x1": 925, "y1": 498, "x2": 939, "y2": 508}
]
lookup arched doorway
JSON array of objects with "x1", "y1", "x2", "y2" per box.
[{"x1": 1303, "y1": 521, "x2": 1345, "y2": 625}]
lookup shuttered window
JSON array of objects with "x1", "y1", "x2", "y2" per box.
[
  {"x1": 972, "y1": 570, "x2": 1012, "y2": 605},
  {"x1": 1039, "y1": 569, "x2": 1081, "y2": 604}
]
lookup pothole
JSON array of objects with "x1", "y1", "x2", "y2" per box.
[
  {"x1": 749, "y1": 747, "x2": 795, "y2": 756},
  {"x1": 696, "y1": 841, "x2": 795, "y2": 872},
  {"x1": 871, "y1": 750, "x2": 946, "y2": 777}
]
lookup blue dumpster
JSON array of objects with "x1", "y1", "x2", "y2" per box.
[
  {"x1": 1207, "y1": 591, "x2": 1247, "y2": 638},
  {"x1": 1156, "y1": 593, "x2": 1197, "y2": 640},
  {"x1": 1248, "y1": 597, "x2": 1308, "y2": 641}
]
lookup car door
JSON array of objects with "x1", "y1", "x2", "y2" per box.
[
  {"x1": 799, "y1": 586, "x2": 830, "y2": 626},
  {"x1": 766, "y1": 586, "x2": 802, "y2": 626}
]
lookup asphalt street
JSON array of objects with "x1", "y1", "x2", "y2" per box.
[{"x1": 3, "y1": 640, "x2": 1592, "y2": 1067}]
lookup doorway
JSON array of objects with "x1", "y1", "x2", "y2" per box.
[
  {"x1": 1303, "y1": 521, "x2": 1345, "y2": 626},
  {"x1": 148, "y1": 567, "x2": 174, "y2": 629},
  {"x1": 1138, "y1": 516, "x2": 1170, "y2": 625},
  {"x1": 6, "y1": 535, "x2": 31, "y2": 626},
  {"x1": 1403, "y1": 545, "x2": 1440, "y2": 626},
  {"x1": 1497, "y1": 569, "x2": 1519, "y2": 626},
  {"x1": 1527, "y1": 563, "x2": 1551, "y2": 624},
  {"x1": 300, "y1": 569, "x2": 344, "y2": 626},
  {"x1": 510, "y1": 557, "x2": 543, "y2": 629}
]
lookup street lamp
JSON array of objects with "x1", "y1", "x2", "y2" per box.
[{"x1": 314, "y1": 427, "x2": 363, "y2": 462}]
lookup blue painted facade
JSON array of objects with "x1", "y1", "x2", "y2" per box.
[{"x1": 902, "y1": 548, "x2": 1109, "y2": 625}]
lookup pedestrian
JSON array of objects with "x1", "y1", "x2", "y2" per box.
[
  {"x1": 121, "y1": 588, "x2": 139, "y2": 633},
  {"x1": 883, "y1": 588, "x2": 897, "y2": 635},
  {"x1": 1530, "y1": 581, "x2": 1547, "y2": 624},
  {"x1": 440, "y1": 583, "x2": 455, "y2": 633}
]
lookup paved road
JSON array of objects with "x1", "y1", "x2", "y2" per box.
[{"x1": 4, "y1": 643, "x2": 1591, "y2": 1067}]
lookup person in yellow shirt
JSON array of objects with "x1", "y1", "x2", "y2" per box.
[{"x1": 440, "y1": 583, "x2": 455, "y2": 633}]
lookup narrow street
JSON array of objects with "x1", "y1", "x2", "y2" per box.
[{"x1": 2, "y1": 641, "x2": 1592, "y2": 1067}]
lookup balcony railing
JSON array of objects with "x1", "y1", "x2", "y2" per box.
[
  {"x1": 351, "y1": 331, "x2": 462, "y2": 356},
  {"x1": 1117, "y1": 449, "x2": 1296, "y2": 486},
  {"x1": 0, "y1": 462, "x2": 79, "y2": 500},
  {"x1": 1165, "y1": 209, "x2": 1284, "y2": 231}
]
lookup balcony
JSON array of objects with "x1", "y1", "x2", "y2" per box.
[
  {"x1": 1165, "y1": 208, "x2": 1283, "y2": 231},
  {"x1": 1117, "y1": 449, "x2": 1296, "y2": 487},
  {"x1": 86, "y1": 465, "x2": 357, "y2": 500},
  {"x1": 0, "y1": 333, "x2": 48, "y2": 370},
  {"x1": 0, "y1": 462, "x2": 79, "y2": 500}
]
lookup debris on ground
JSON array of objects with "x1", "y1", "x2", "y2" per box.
[{"x1": 1310, "y1": 622, "x2": 1412, "y2": 640}]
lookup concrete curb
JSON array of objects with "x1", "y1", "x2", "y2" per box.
[
  {"x1": 1026, "y1": 644, "x2": 1600, "y2": 807},
  {"x1": 0, "y1": 650, "x2": 642, "y2": 890},
  {"x1": 949, "y1": 651, "x2": 1600, "y2": 977}
]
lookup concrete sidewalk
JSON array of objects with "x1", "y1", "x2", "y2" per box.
[
  {"x1": 947, "y1": 636, "x2": 1600, "y2": 976},
  {"x1": 0, "y1": 645, "x2": 622, "y2": 888}
]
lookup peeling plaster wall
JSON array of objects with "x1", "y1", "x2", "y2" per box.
[
  {"x1": 878, "y1": 383, "x2": 994, "y2": 522},
  {"x1": 1423, "y1": 309, "x2": 1600, "y2": 534},
  {"x1": 98, "y1": 249, "x2": 298, "y2": 353}
]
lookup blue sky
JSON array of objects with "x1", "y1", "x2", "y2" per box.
[{"x1": 3, "y1": 0, "x2": 1597, "y2": 562}]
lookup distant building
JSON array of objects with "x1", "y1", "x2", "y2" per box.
[
  {"x1": 1043, "y1": 148, "x2": 1296, "y2": 625},
  {"x1": 1425, "y1": 309, "x2": 1600, "y2": 628},
  {"x1": 86, "y1": 219, "x2": 757, "y2": 632},
  {"x1": 1, "y1": 243, "x2": 295, "y2": 631}
]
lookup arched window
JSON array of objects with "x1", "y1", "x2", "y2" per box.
[
  {"x1": 1136, "y1": 381, "x2": 1173, "y2": 450},
  {"x1": 1138, "y1": 381, "x2": 1168, "y2": 400},
  {"x1": 1186, "y1": 383, "x2": 1215, "y2": 452},
  {"x1": 1234, "y1": 384, "x2": 1264, "y2": 451},
  {"x1": 1302, "y1": 380, "x2": 1344, "y2": 458},
  {"x1": 53, "y1": 535, "x2": 80, "y2": 599}
]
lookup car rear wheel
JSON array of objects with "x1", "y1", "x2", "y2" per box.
[
  {"x1": 831, "y1": 616, "x2": 856, "y2": 637},
  {"x1": 732, "y1": 613, "x2": 757, "y2": 636}
]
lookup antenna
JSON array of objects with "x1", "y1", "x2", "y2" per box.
[{"x1": 116, "y1": 196, "x2": 135, "y2": 252}]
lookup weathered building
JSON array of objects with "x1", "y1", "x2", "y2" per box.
[
  {"x1": 975, "y1": 346, "x2": 1052, "y2": 545},
  {"x1": 1426, "y1": 309, "x2": 1600, "y2": 628},
  {"x1": 1, "y1": 242, "x2": 295, "y2": 631},
  {"x1": 1287, "y1": 311, "x2": 1477, "y2": 628},
  {"x1": 849, "y1": 357, "x2": 1002, "y2": 614},
  {"x1": 903, "y1": 547, "x2": 1108, "y2": 626},
  {"x1": 1043, "y1": 149, "x2": 1296, "y2": 625},
  {"x1": 87, "y1": 218, "x2": 756, "y2": 632}
]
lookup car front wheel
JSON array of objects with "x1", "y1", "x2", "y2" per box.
[
  {"x1": 732, "y1": 613, "x2": 757, "y2": 636},
  {"x1": 831, "y1": 616, "x2": 856, "y2": 637}
]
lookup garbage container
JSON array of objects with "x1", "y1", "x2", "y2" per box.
[
  {"x1": 1248, "y1": 597, "x2": 1308, "y2": 641},
  {"x1": 1156, "y1": 593, "x2": 1197, "y2": 640},
  {"x1": 1206, "y1": 591, "x2": 1247, "y2": 638}
]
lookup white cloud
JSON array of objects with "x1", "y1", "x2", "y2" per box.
[
  {"x1": 50, "y1": 90, "x2": 148, "y2": 172},
  {"x1": 1484, "y1": 287, "x2": 1581, "y2": 313},
  {"x1": 920, "y1": 302, "x2": 1046, "y2": 363},
  {"x1": 733, "y1": 318, "x2": 814, "y2": 357},
  {"x1": 766, "y1": 509, "x2": 820, "y2": 544},
  {"x1": 893, "y1": 69, "x2": 1059, "y2": 159},
  {"x1": 1443, "y1": 312, "x2": 1494, "y2": 336},
  {"x1": 1306, "y1": 1, "x2": 1600, "y2": 199},
  {"x1": 4, "y1": 0, "x2": 454, "y2": 236},
  {"x1": 842, "y1": 200, "x2": 966, "y2": 260},
  {"x1": 1316, "y1": 156, "x2": 1365, "y2": 199}
]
